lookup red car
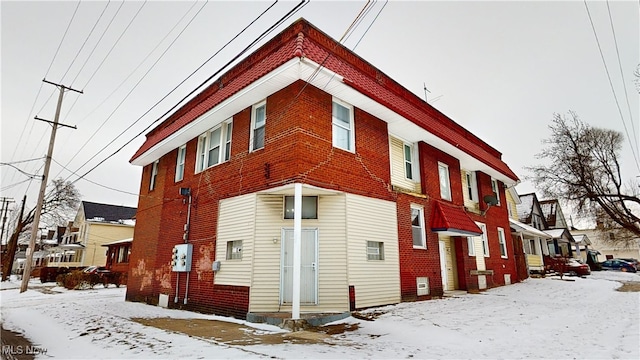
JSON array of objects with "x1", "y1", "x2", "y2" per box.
[{"x1": 565, "y1": 259, "x2": 591, "y2": 276}]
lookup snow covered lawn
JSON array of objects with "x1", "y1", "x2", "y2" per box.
[{"x1": 1, "y1": 271, "x2": 638, "y2": 359}]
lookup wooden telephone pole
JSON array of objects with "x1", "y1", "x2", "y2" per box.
[{"x1": 20, "y1": 79, "x2": 81, "y2": 293}]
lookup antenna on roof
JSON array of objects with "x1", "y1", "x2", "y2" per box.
[{"x1": 423, "y1": 82, "x2": 430, "y2": 103}]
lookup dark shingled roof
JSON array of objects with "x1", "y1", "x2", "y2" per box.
[{"x1": 82, "y1": 201, "x2": 136, "y2": 222}]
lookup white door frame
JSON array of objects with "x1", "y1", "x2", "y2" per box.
[{"x1": 280, "y1": 227, "x2": 318, "y2": 305}]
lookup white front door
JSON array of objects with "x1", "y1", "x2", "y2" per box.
[
  {"x1": 281, "y1": 228, "x2": 318, "y2": 305},
  {"x1": 439, "y1": 240, "x2": 448, "y2": 290}
]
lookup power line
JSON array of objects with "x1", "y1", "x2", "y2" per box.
[
  {"x1": 61, "y1": 0, "x2": 289, "y2": 184},
  {"x1": 583, "y1": 0, "x2": 640, "y2": 172},
  {"x1": 0, "y1": 163, "x2": 42, "y2": 179},
  {"x1": 51, "y1": 158, "x2": 139, "y2": 197},
  {"x1": 605, "y1": 0, "x2": 638, "y2": 154},
  {"x1": 44, "y1": 1, "x2": 81, "y2": 78},
  {"x1": 52, "y1": 0, "x2": 210, "y2": 180}
]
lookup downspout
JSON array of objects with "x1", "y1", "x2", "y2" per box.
[{"x1": 184, "y1": 189, "x2": 192, "y2": 305}]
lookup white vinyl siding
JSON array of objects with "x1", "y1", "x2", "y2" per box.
[
  {"x1": 346, "y1": 193, "x2": 400, "y2": 309},
  {"x1": 438, "y1": 162, "x2": 451, "y2": 201},
  {"x1": 215, "y1": 194, "x2": 256, "y2": 286},
  {"x1": 175, "y1": 145, "x2": 186, "y2": 182},
  {"x1": 250, "y1": 194, "x2": 348, "y2": 313},
  {"x1": 389, "y1": 136, "x2": 420, "y2": 192},
  {"x1": 332, "y1": 98, "x2": 354, "y2": 152}
]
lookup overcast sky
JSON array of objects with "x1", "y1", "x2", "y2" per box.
[{"x1": 1, "y1": 0, "x2": 639, "y2": 225}]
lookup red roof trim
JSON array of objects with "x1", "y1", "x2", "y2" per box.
[{"x1": 430, "y1": 201, "x2": 482, "y2": 236}]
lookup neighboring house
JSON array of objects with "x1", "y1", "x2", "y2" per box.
[
  {"x1": 47, "y1": 201, "x2": 136, "y2": 268},
  {"x1": 506, "y1": 187, "x2": 545, "y2": 278},
  {"x1": 574, "y1": 228, "x2": 640, "y2": 262},
  {"x1": 103, "y1": 238, "x2": 132, "y2": 273},
  {"x1": 539, "y1": 199, "x2": 576, "y2": 257},
  {"x1": 569, "y1": 233, "x2": 592, "y2": 262},
  {"x1": 126, "y1": 19, "x2": 520, "y2": 320},
  {"x1": 515, "y1": 193, "x2": 551, "y2": 273}
]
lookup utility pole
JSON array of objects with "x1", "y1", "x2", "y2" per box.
[
  {"x1": 0, "y1": 197, "x2": 14, "y2": 245},
  {"x1": 20, "y1": 79, "x2": 81, "y2": 293},
  {"x1": 1, "y1": 195, "x2": 25, "y2": 281}
]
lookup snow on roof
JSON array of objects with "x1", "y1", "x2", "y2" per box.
[
  {"x1": 509, "y1": 219, "x2": 550, "y2": 238},
  {"x1": 101, "y1": 238, "x2": 133, "y2": 247},
  {"x1": 516, "y1": 193, "x2": 535, "y2": 222}
]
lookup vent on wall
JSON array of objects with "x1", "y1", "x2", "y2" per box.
[{"x1": 417, "y1": 277, "x2": 429, "y2": 296}]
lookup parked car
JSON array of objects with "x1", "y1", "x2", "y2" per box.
[
  {"x1": 565, "y1": 258, "x2": 591, "y2": 276},
  {"x1": 617, "y1": 258, "x2": 639, "y2": 270},
  {"x1": 600, "y1": 259, "x2": 638, "y2": 273},
  {"x1": 82, "y1": 266, "x2": 110, "y2": 274}
]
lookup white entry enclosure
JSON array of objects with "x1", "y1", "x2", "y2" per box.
[{"x1": 281, "y1": 228, "x2": 318, "y2": 305}]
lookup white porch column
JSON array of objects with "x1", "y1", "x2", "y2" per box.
[{"x1": 292, "y1": 183, "x2": 302, "y2": 320}]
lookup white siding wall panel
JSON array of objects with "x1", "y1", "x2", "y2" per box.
[
  {"x1": 345, "y1": 194, "x2": 400, "y2": 309},
  {"x1": 215, "y1": 194, "x2": 256, "y2": 286},
  {"x1": 389, "y1": 137, "x2": 420, "y2": 192},
  {"x1": 250, "y1": 194, "x2": 349, "y2": 313}
]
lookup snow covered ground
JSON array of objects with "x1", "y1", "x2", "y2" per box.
[{"x1": 1, "y1": 271, "x2": 638, "y2": 359}]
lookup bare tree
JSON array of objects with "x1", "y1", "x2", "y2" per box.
[
  {"x1": 1, "y1": 178, "x2": 80, "y2": 281},
  {"x1": 528, "y1": 112, "x2": 640, "y2": 242}
]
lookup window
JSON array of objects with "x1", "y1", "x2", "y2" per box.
[
  {"x1": 175, "y1": 145, "x2": 186, "y2": 182},
  {"x1": 411, "y1": 205, "x2": 426, "y2": 248},
  {"x1": 467, "y1": 236, "x2": 475, "y2": 256},
  {"x1": 498, "y1": 227, "x2": 507, "y2": 258},
  {"x1": 367, "y1": 241, "x2": 384, "y2": 260},
  {"x1": 149, "y1": 160, "x2": 159, "y2": 191},
  {"x1": 196, "y1": 120, "x2": 233, "y2": 172},
  {"x1": 332, "y1": 99, "x2": 354, "y2": 152},
  {"x1": 284, "y1": 196, "x2": 318, "y2": 219},
  {"x1": 404, "y1": 144, "x2": 413, "y2": 180},
  {"x1": 226, "y1": 240, "x2": 243, "y2": 260},
  {"x1": 117, "y1": 245, "x2": 130, "y2": 263},
  {"x1": 438, "y1": 162, "x2": 451, "y2": 201},
  {"x1": 251, "y1": 101, "x2": 266, "y2": 151},
  {"x1": 491, "y1": 178, "x2": 501, "y2": 205},
  {"x1": 465, "y1": 171, "x2": 478, "y2": 202},
  {"x1": 477, "y1": 222, "x2": 489, "y2": 256},
  {"x1": 529, "y1": 239, "x2": 537, "y2": 255}
]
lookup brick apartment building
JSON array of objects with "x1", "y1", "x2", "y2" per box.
[{"x1": 126, "y1": 19, "x2": 520, "y2": 320}]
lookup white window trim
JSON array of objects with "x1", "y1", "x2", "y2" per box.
[
  {"x1": 403, "y1": 142, "x2": 421, "y2": 182},
  {"x1": 467, "y1": 236, "x2": 476, "y2": 256},
  {"x1": 476, "y1": 222, "x2": 489, "y2": 257},
  {"x1": 438, "y1": 162, "x2": 452, "y2": 201},
  {"x1": 498, "y1": 227, "x2": 507, "y2": 258},
  {"x1": 250, "y1": 101, "x2": 266, "y2": 152},
  {"x1": 195, "y1": 119, "x2": 233, "y2": 173},
  {"x1": 411, "y1": 204, "x2": 427, "y2": 249},
  {"x1": 491, "y1": 178, "x2": 501, "y2": 205},
  {"x1": 366, "y1": 241, "x2": 384, "y2": 261},
  {"x1": 175, "y1": 145, "x2": 186, "y2": 182},
  {"x1": 226, "y1": 240, "x2": 243, "y2": 260},
  {"x1": 332, "y1": 97, "x2": 355, "y2": 153},
  {"x1": 465, "y1": 171, "x2": 478, "y2": 203},
  {"x1": 149, "y1": 160, "x2": 159, "y2": 191}
]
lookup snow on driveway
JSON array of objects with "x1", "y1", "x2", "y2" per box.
[{"x1": 1, "y1": 271, "x2": 638, "y2": 359}]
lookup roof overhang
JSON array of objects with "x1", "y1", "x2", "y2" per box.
[
  {"x1": 101, "y1": 238, "x2": 134, "y2": 247},
  {"x1": 509, "y1": 219, "x2": 550, "y2": 238},
  {"x1": 131, "y1": 57, "x2": 517, "y2": 185},
  {"x1": 256, "y1": 183, "x2": 342, "y2": 196},
  {"x1": 430, "y1": 201, "x2": 482, "y2": 237}
]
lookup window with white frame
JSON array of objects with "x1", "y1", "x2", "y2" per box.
[
  {"x1": 196, "y1": 120, "x2": 233, "y2": 172},
  {"x1": 438, "y1": 162, "x2": 451, "y2": 201},
  {"x1": 498, "y1": 227, "x2": 507, "y2": 258},
  {"x1": 332, "y1": 99, "x2": 354, "y2": 152},
  {"x1": 411, "y1": 205, "x2": 426, "y2": 248},
  {"x1": 226, "y1": 240, "x2": 243, "y2": 260},
  {"x1": 465, "y1": 171, "x2": 478, "y2": 202},
  {"x1": 528, "y1": 238, "x2": 537, "y2": 255},
  {"x1": 367, "y1": 241, "x2": 384, "y2": 260},
  {"x1": 284, "y1": 196, "x2": 318, "y2": 219},
  {"x1": 404, "y1": 144, "x2": 414, "y2": 180},
  {"x1": 491, "y1": 178, "x2": 501, "y2": 205},
  {"x1": 175, "y1": 145, "x2": 186, "y2": 182},
  {"x1": 149, "y1": 160, "x2": 159, "y2": 191},
  {"x1": 467, "y1": 236, "x2": 476, "y2": 256},
  {"x1": 477, "y1": 222, "x2": 489, "y2": 256},
  {"x1": 250, "y1": 101, "x2": 266, "y2": 151}
]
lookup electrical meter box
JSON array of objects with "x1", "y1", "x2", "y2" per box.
[{"x1": 171, "y1": 244, "x2": 193, "y2": 272}]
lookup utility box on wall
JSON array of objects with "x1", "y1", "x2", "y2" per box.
[{"x1": 171, "y1": 244, "x2": 193, "y2": 272}]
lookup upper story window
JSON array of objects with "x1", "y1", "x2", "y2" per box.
[
  {"x1": 149, "y1": 160, "x2": 159, "y2": 191},
  {"x1": 491, "y1": 178, "x2": 501, "y2": 205},
  {"x1": 477, "y1": 222, "x2": 489, "y2": 256},
  {"x1": 175, "y1": 145, "x2": 186, "y2": 182},
  {"x1": 465, "y1": 171, "x2": 478, "y2": 202},
  {"x1": 196, "y1": 119, "x2": 233, "y2": 172},
  {"x1": 498, "y1": 227, "x2": 507, "y2": 258},
  {"x1": 411, "y1": 205, "x2": 426, "y2": 248},
  {"x1": 250, "y1": 101, "x2": 266, "y2": 151},
  {"x1": 438, "y1": 162, "x2": 451, "y2": 201},
  {"x1": 404, "y1": 144, "x2": 414, "y2": 180},
  {"x1": 332, "y1": 98, "x2": 354, "y2": 152}
]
